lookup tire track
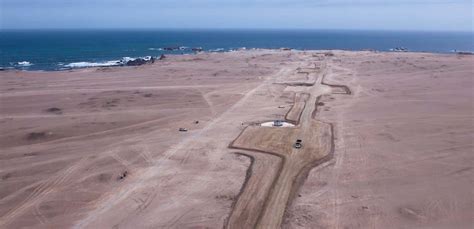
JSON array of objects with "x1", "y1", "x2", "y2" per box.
[
  {"x1": 0, "y1": 156, "x2": 88, "y2": 227},
  {"x1": 226, "y1": 60, "x2": 351, "y2": 228},
  {"x1": 72, "y1": 67, "x2": 291, "y2": 229}
]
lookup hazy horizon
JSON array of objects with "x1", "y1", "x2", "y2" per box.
[{"x1": 2, "y1": 0, "x2": 473, "y2": 31}]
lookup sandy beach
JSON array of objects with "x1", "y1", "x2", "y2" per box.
[{"x1": 0, "y1": 50, "x2": 472, "y2": 228}]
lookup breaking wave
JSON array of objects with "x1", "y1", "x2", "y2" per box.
[
  {"x1": 17, "y1": 61, "x2": 33, "y2": 67},
  {"x1": 63, "y1": 56, "x2": 154, "y2": 69},
  {"x1": 209, "y1": 48, "x2": 225, "y2": 52},
  {"x1": 64, "y1": 60, "x2": 121, "y2": 68}
]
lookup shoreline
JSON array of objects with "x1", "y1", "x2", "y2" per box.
[{"x1": 2, "y1": 48, "x2": 471, "y2": 73}]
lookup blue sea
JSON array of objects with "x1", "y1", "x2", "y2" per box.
[{"x1": 1, "y1": 29, "x2": 472, "y2": 71}]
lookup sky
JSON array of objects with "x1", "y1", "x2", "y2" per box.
[{"x1": 1, "y1": 0, "x2": 473, "y2": 31}]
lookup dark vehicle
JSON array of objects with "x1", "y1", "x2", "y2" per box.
[{"x1": 294, "y1": 139, "x2": 303, "y2": 149}]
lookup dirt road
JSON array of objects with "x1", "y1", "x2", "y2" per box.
[
  {"x1": 1, "y1": 50, "x2": 472, "y2": 228},
  {"x1": 228, "y1": 60, "x2": 350, "y2": 228}
]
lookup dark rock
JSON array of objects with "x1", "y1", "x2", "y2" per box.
[
  {"x1": 163, "y1": 46, "x2": 183, "y2": 51},
  {"x1": 24, "y1": 152, "x2": 39, "y2": 157},
  {"x1": 125, "y1": 57, "x2": 156, "y2": 66},
  {"x1": 27, "y1": 132, "x2": 47, "y2": 140},
  {"x1": 46, "y1": 107, "x2": 62, "y2": 114},
  {"x1": 126, "y1": 58, "x2": 148, "y2": 66},
  {"x1": 2, "y1": 173, "x2": 12, "y2": 180},
  {"x1": 391, "y1": 47, "x2": 409, "y2": 52},
  {"x1": 457, "y1": 51, "x2": 474, "y2": 55},
  {"x1": 118, "y1": 171, "x2": 128, "y2": 180}
]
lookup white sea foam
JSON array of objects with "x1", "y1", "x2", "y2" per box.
[
  {"x1": 64, "y1": 60, "x2": 121, "y2": 68},
  {"x1": 209, "y1": 48, "x2": 225, "y2": 52},
  {"x1": 121, "y1": 57, "x2": 135, "y2": 62},
  {"x1": 17, "y1": 61, "x2": 33, "y2": 67},
  {"x1": 64, "y1": 56, "x2": 154, "y2": 68}
]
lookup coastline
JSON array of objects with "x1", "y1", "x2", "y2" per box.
[
  {"x1": 1, "y1": 48, "x2": 472, "y2": 73},
  {"x1": 2, "y1": 29, "x2": 473, "y2": 72}
]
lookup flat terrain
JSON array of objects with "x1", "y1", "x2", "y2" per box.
[{"x1": 0, "y1": 50, "x2": 472, "y2": 228}]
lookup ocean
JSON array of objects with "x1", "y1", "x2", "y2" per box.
[{"x1": 1, "y1": 29, "x2": 472, "y2": 71}]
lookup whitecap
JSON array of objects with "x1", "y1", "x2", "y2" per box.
[
  {"x1": 121, "y1": 57, "x2": 136, "y2": 63},
  {"x1": 209, "y1": 48, "x2": 225, "y2": 52},
  {"x1": 64, "y1": 56, "x2": 155, "y2": 69},
  {"x1": 17, "y1": 61, "x2": 33, "y2": 67},
  {"x1": 64, "y1": 60, "x2": 121, "y2": 68}
]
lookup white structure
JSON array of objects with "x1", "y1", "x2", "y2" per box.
[{"x1": 260, "y1": 120, "x2": 295, "y2": 127}]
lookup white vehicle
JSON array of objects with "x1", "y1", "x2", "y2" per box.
[{"x1": 273, "y1": 120, "x2": 284, "y2": 127}]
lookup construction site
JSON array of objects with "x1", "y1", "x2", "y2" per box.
[{"x1": 0, "y1": 50, "x2": 472, "y2": 228}]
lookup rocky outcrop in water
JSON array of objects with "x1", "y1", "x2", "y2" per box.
[
  {"x1": 124, "y1": 56, "x2": 155, "y2": 66},
  {"x1": 163, "y1": 46, "x2": 187, "y2": 51},
  {"x1": 192, "y1": 47, "x2": 203, "y2": 52}
]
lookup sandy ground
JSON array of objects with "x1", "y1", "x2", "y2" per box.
[
  {"x1": 284, "y1": 51, "x2": 474, "y2": 229},
  {"x1": 0, "y1": 50, "x2": 472, "y2": 228}
]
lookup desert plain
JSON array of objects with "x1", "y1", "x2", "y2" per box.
[{"x1": 0, "y1": 50, "x2": 473, "y2": 228}]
